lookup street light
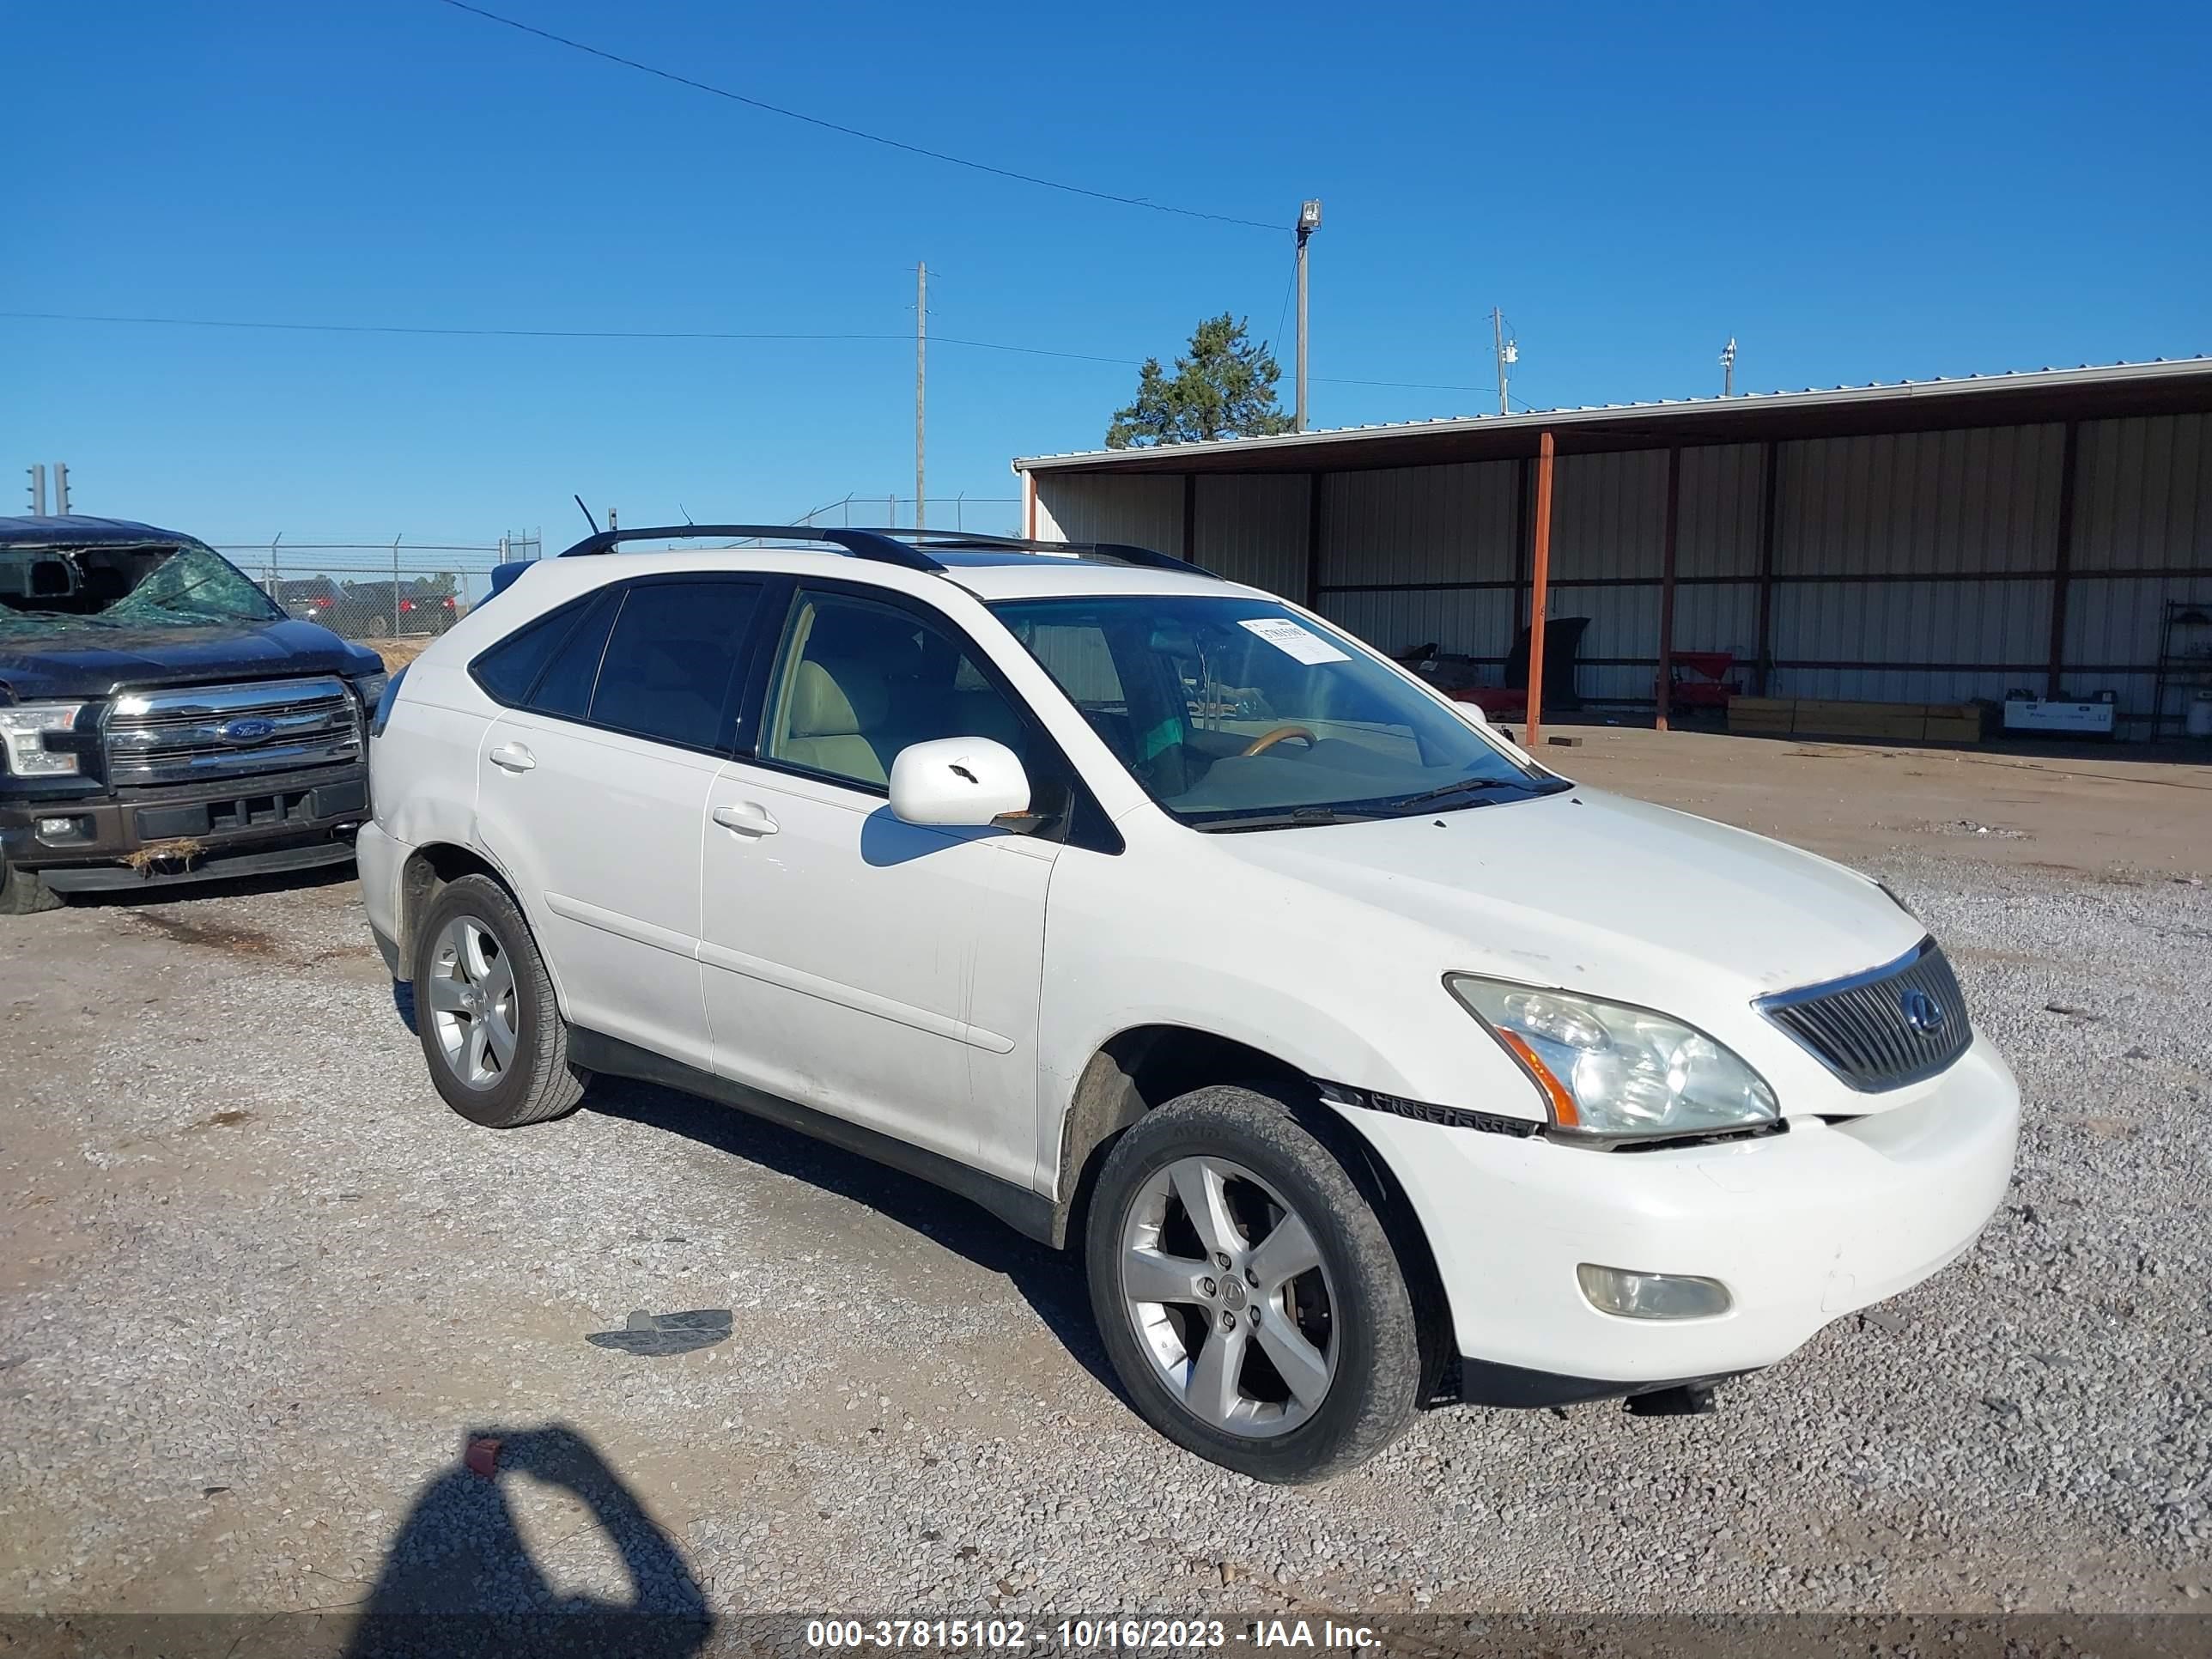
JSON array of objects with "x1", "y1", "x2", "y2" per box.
[{"x1": 1295, "y1": 200, "x2": 1322, "y2": 431}]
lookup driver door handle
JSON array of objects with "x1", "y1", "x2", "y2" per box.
[
  {"x1": 712, "y1": 802, "x2": 779, "y2": 837},
  {"x1": 488, "y1": 742, "x2": 536, "y2": 773}
]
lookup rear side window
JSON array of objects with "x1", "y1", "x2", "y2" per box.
[
  {"x1": 529, "y1": 589, "x2": 623, "y2": 719},
  {"x1": 588, "y1": 580, "x2": 763, "y2": 750},
  {"x1": 471, "y1": 597, "x2": 594, "y2": 705}
]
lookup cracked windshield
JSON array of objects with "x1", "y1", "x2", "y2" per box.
[{"x1": 0, "y1": 541, "x2": 280, "y2": 634}]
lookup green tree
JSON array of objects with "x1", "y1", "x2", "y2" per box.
[{"x1": 1105, "y1": 313, "x2": 1294, "y2": 448}]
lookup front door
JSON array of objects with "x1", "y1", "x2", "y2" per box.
[{"x1": 700, "y1": 585, "x2": 1056, "y2": 1187}]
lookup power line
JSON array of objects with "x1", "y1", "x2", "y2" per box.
[
  {"x1": 434, "y1": 0, "x2": 1280, "y2": 233},
  {"x1": 1, "y1": 307, "x2": 1528, "y2": 402}
]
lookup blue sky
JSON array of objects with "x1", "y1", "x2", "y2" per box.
[{"x1": 5, "y1": 0, "x2": 2208, "y2": 550}]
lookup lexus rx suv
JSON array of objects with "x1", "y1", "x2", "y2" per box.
[{"x1": 358, "y1": 524, "x2": 2019, "y2": 1482}]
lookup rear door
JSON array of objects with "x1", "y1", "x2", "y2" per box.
[{"x1": 470, "y1": 574, "x2": 765, "y2": 1073}]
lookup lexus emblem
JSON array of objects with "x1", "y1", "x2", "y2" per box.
[{"x1": 1899, "y1": 988, "x2": 1948, "y2": 1036}]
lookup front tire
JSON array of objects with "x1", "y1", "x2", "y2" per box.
[
  {"x1": 412, "y1": 873, "x2": 589, "y2": 1127},
  {"x1": 0, "y1": 857, "x2": 62, "y2": 915},
  {"x1": 1085, "y1": 1085, "x2": 1422, "y2": 1483}
]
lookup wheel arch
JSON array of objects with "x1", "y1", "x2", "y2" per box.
[
  {"x1": 394, "y1": 842, "x2": 572, "y2": 1015},
  {"x1": 1050, "y1": 1024, "x2": 1455, "y2": 1393}
]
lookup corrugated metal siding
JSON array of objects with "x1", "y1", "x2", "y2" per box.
[
  {"x1": 1670, "y1": 581, "x2": 1762, "y2": 663},
  {"x1": 1543, "y1": 582, "x2": 1660, "y2": 703},
  {"x1": 1319, "y1": 462, "x2": 1517, "y2": 587},
  {"x1": 2073, "y1": 414, "x2": 2212, "y2": 572},
  {"x1": 1193, "y1": 474, "x2": 1308, "y2": 594},
  {"x1": 1776, "y1": 426, "x2": 2061, "y2": 576},
  {"x1": 1551, "y1": 450, "x2": 1668, "y2": 581},
  {"x1": 1771, "y1": 580, "x2": 2051, "y2": 703},
  {"x1": 1316, "y1": 587, "x2": 1516, "y2": 662},
  {"x1": 1034, "y1": 474, "x2": 1184, "y2": 553},
  {"x1": 1677, "y1": 444, "x2": 1765, "y2": 578}
]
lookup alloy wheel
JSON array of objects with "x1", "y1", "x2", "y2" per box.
[
  {"x1": 425, "y1": 915, "x2": 520, "y2": 1090},
  {"x1": 1117, "y1": 1154, "x2": 1338, "y2": 1437}
]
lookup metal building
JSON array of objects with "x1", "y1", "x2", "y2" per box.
[{"x1": 1012, "y1": 360, "x2": 2212, "y2": 740}]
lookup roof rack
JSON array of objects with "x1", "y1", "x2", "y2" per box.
[{"x1": 550, "y1": 524, "x2": 1213, "y2": 577}]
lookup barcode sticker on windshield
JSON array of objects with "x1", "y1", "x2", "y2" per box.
[{"x1": 1239, "y1": 617, "x2": 1349, "y2": 665}]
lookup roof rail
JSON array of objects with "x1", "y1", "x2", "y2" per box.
[
  {"x1": 556, "y1": 524, "x2": 940, "y2": 572},
  {"x1": 551, "y1": 523, "x2": 1213, "y2": 578}
]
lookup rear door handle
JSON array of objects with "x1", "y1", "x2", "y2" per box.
[
  {"x1": 488, "y1": 742, "x2": 536, "y2": 773},
  {"x1": 712, "y1": 802, "x2": 779, "y2": 836}
]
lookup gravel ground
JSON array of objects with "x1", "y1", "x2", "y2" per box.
[{"x1": 2, "y1": 781, "x2": 2209, "y2": 1621}]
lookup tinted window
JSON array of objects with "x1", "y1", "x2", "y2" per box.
[
  {"x1": 471, "y1": 598, "x2": 593, "y2": 705},
  {"x1": 761, "y1": 590, "x2": 1037, "y2": 793},
  {"x1": 530, "y1": 589, "x2": 622, "y2": 720},
  {"x1": 588, "y1": 580, "x2": 763, "y2": 750}
]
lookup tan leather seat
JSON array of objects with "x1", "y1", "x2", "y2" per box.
[{"x1": 780, "y1": 658, "x2": 891, "y2": 784}]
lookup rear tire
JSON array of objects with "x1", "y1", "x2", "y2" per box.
[
  {"x1": 1085, "y1": 1084, "x2": 1422, "y2": 1482},
  {"x1": 412, "y1": 874, "x2": 589, "y2": 1127},
  {"x1": 0, "y1": 857, "x2": 62, "y2": 915}
]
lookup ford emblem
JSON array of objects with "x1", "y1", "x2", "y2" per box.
[
  {"x1": 1899, "y1": 987, "x2": 1947, "y2": 1036},
  {"x1": 220, "y1": 716, "x2": 278, "y2": 744}
]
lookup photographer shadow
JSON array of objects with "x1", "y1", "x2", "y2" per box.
[{"x1": 344, "y1": 1423, "x2": 710, "y2": 1659}]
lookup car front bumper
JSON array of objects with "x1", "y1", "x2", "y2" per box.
[
  {"x1": 1341, "y1": 1035, "x2": 2021, "y2": 1397},
  {"x1": 0, "y1": 763, "x2": 368, "y2": 891}
]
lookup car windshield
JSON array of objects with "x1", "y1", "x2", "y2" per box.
[
  {"x1": 0, "y1": 541, "x2": 282, "y2": 635},
  {"x1": 992, "y1": 593, "x2": 1565, "y2": 830}
]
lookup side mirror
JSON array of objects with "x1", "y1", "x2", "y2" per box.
[{"x1": 888, "y1": 737, "x2": 1030, "y2": 827}]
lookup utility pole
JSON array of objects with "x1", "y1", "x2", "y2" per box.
[
  {"x1": 915, "y1": 261, "x2": 927, "y2": 531},
  {"x1": 52, "y1": 463, "x2": 70, "y2": 515},
  {"x1": 1720, "y1": 337, "x2": 1737, "y2": 398},
  {"x1": 25, "y1": 464, "x2": 46, "y2": 516},
  {"x1": 1492, "y1": 310, "x2": 1517, "y2": 416},
  {"x1": 1294, "y1": 200, "x2": 1322, "y2": 432}
]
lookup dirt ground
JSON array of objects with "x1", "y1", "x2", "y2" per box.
[{"x1": 1535, "y1": 725, "x2": 2211, "y2": 878}]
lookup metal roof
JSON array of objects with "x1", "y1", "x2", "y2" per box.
[{"x1": 1012, "y1": 357, "x2": 2212, "y2": 476}]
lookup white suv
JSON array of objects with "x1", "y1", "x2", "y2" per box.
[{"x1": 359, "y1": 525, "x2": 2020, "y2": 1483}]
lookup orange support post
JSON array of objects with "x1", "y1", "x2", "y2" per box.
[
  {"x1": 1524, "y1": 430, "x2": 1555, "y2": 745},
  {"x1": 1655, "y1": 444, "x2": 1681, "y2": 732}
]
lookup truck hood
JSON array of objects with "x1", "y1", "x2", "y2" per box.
[
  {"x1": 1209, "y1": 785, "x2": 1923, "y2": 1007},
  {"x1": 0, "y1": 619, "x2": 383, "y2": 701}
]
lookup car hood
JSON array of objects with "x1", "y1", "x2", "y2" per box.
[
  {"x1": 1207, "y1": 785, "x2": 1923, "y2": 1008},
  {"x1": 0, "y1": 619, "x2": 383, "y2": 701}
]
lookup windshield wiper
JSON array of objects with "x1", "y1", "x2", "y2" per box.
[
  {"x1": 1384, "y1": 777, "x2": 1527, "y2": 811},
  {"x1": 1191, "y1": 805, "x2": 1382, "y2": 834}
]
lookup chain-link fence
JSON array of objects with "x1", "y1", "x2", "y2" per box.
[
  {"x1": 216, "y1": 535, "x2": 541, "y2": 641},
  {"x1": 219, "y1": 500, "x2": 1023, "y2": 642}
]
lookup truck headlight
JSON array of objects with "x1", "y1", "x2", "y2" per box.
[
  {"x1": 0, "y1": 702, "x2": 88, "y2": 777},
  {"x1": 350, "y1": 672, "x2": 390, "y2": 714},
  {"x1": 1448, "y1": 975, "x2": 1778, "y2": 1139}
]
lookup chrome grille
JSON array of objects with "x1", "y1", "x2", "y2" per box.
[
  {"x1": 1755, "y1": 938, "x2": 1972, "y2": 1091},
  {"x1": 103, "y1": 676, "x2": 362, "y2": 787}
]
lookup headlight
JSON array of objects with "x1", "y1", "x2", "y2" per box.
[
  {"x1": 0, "y1": 702, "x2": 88, "y2": 777},
  {"x1": 1448, "y1": 975, "x2": 1778, "y2": 1139},
  {"x1": 350, "y1": 672, "x2": 390, "y2": 711}
]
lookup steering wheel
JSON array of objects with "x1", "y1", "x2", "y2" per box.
[{"x1": 1240, "y1": 725, "x2": 1318, "y2": 757}]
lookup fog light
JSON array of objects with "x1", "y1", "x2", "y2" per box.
[
  {"x1": 34, "y1": 816, "x2": 88, "y2": 843},
  {"x1": 1577, "y1": 1263, "x2": 1732, "y2": 1320}
]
